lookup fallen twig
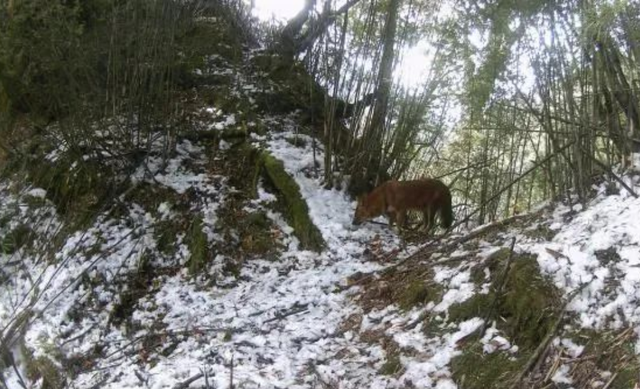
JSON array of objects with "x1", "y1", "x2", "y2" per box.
[
  {"x1": 398, "y1": 211, "x2": 537, "y2": 267},
  {"x1": 263, "y1": 302, "x2": 309, "y2": 323},
  {"x1": 173, "y1": 373, "x2": 205, "y2": 389}
]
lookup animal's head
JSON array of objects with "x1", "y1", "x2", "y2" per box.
[{"x1": 352, "y1": 194, "x2": 373, "y2": 225}]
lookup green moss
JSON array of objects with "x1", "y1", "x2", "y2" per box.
[
  {"x1": 398, "y1": 280, "x2": 440, "y2": 311},
  {"x1": 259, "y1": 152, "x2": 324, "y2": 252},
  {"x1": 451, "y1": 342, "x2": 525, "y2": 389},
  {"x1": 187, "y1": 217, "x2": 210, "y2": 276},
  {"x1": 451, "y1": 253, "x2": 559, "y2": 352},
  {"x1": 155, "y1": 220, "x2": 180, "y2": 256},
  {"x1": 1, "y1": 224, "x2": 33, "y2": 254},
  {"x1": 223, "y1": 329, "x2": 233, "y2": 342},
  {"x1": 379, "y1": 353, "x2": 403, "y2": 376},
  {"x1": 500, "y1": 255, "x2": 558, "y2": 350},
  {"x1": 448, "y1": 293, "x2": 493, "y2": 323}
]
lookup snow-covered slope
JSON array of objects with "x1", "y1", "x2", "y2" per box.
[{"x1": 1, "y1": 27, "x2": 640, "y2": 389}]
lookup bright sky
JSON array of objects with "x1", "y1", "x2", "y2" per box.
[
  {"x1": 253, "y1": 0, "x2": 433, "y2": 88},
  {"x1": 253, "y1": 0, "x2": 305, "y2": 22},
  {"x1": 252, "y1": 0, "x2": 538, "y2": 95}
]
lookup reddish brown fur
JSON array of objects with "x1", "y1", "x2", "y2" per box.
[{"x1": 352, "y1": 179, "x2": 453, "y2": 231}]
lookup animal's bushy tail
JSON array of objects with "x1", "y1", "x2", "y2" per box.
[{"x1": 439, "y1": 188, "x2": 453, "y2": 229}]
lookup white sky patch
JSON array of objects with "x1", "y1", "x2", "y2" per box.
[
  {"x1": 395, "y1": 41, "x2": 436, "y2": 90},
  {"x1": 253, "y1": 0, "x2": 305, "y2": 22}
]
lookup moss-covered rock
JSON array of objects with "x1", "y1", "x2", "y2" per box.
[
  {"x1": 259, "y1": 151, "x2": 324, "y2": 252},
  {"x1": 186, "y1": 216, "x2": 211, "y2": 275},
  {"x1": 450, "y1": 253, "x2": 560, "y2": 352},
  {"x1": 500, "y1": 254, "x2": 559, "y2": 350}
]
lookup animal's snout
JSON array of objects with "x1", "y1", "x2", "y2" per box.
[{"x1": 352, "y1": 218, "x2": 361, "y2": 226}]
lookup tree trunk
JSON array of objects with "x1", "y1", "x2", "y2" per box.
[{"x1": 359, "y1": 0, "x2": 400, "y2": 189}]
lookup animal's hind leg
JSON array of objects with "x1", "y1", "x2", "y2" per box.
[{"x1": 422, "y1": 207, "x2": 435, "y2": 235}]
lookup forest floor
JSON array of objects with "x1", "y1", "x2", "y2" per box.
[{"x1": 1, "y1": 18, "x2": 640, "y2": 389}]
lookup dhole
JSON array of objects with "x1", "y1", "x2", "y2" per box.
[{"x1": 352, "y1": 179, "x2": 453, "y2": 231}]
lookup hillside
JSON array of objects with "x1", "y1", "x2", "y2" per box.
[{"x1": 1, "y1": 10, "x2": 640, "y2": 389}]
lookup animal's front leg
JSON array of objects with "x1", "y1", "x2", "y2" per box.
[{"x1": 386, "y1": 210, "x2": 396, "y2": 228}]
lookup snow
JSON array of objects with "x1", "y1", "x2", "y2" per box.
[
  {"x1": 553, "y1": 337, "x2": 584, "y2": 358},
  {"x1": 6, "y1": 127, "x2": 640, "y2": 389},
  {"x1": 0, "y1": 112, "x2": 493, "y2": 388},
  {"x1": 551, "y1": 364, "x2": 573, "y2": 385},
  {"x1": 266, "y1": 131, "x2": 401, "y2": 253},
  {"x1": 481, "y1": 324, "x2": 515, "y2": 354},
  {"x1": 4, "y1": 35, "x2": 640, "y2": 389},
  {"x1": 518, "y1": 184, "x2": 640, "y2": 332}
]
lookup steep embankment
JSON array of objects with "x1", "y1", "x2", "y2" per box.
[{"x1": 1, "y1": 16, "x2": 640, "y2": 389}]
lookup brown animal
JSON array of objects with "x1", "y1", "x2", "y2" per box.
[{"x1": 352, "y1": 179, "x2": 453, "y2": 231}]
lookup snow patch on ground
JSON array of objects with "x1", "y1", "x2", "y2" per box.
[{"x1": 519, "y1": 185, "x2": 640, "y2": 333}]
